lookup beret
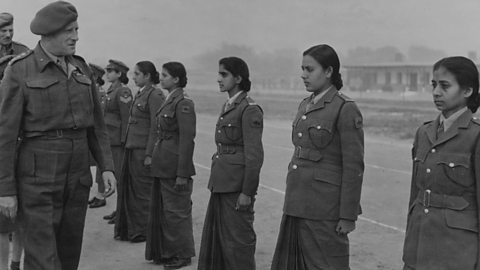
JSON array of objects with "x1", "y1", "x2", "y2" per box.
[
  {"x1": 30, "y1": 1, "x2": 78, "y2": 36},
  {"x1": 89, "y1": 63, "x2": 105, "y2": 78},
  {"x1": 106, "y1": 59, "x2": 129, "y2": 73},
  {"x1": 0, "y1": 13, "x2": 13, "y2": 29}
]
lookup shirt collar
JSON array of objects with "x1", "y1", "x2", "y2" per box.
[
  {"x1": 439, "y1": 106, "x2": 468, "y2": 132},
  {"x1": 39, "y1": 42, "x2": 77, "y2": 77},
  {"x1": 311, "y1": 85, "x2": 334, "y2": 104},
  {"x1": 165, "y1": 88, "x2": 182, "y2": 101},
  {"x1": 227, "y1": 91, "x2": 244, "y2": 105}
]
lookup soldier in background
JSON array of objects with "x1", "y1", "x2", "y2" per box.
[
  {"x1": 0, "y1": 13, "x2": 28, "y2": 79},
  {"x1": 0, "y1": 2, "x2": 116, "y2": 269}
]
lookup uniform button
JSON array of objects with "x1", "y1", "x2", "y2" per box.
[
  {"x1": 164, "y1": 114, "x2": 167, "y2": 117},
  {"x1": 426, "y1": 168, "x2": 431, "y2": 173},
  {"x1": 217, "y1": 130, "x2": 221, "y2": 133},
  {"x1": 301, "y1": 115, "x2": 307, "y2": 120},
  {"x1": 292, "y1": 164, "x2": 298, "y2": 170},
  {"x1": 215, "y1": 155, "x2": 219, "y2": 159},
  {"x1": 316, "y1": 125, "x2": 321, "y2": 130},
  {"x1": 218, "y1": 143, "x2": 222, "y2": 146},
  {"x1": 298, "y1": 132, "x2": 303, "y2": 138},
  {"x1": 449, "y1": 163, "x2": 454, "y2": 168},
  {"x1": 107, "y1": 98, "x2": 111, "y2": 101},
  {"x1": 424, "y1": 208, "x2": 429, "y2": 214},
  {"x1": 220, "y1": 117, "x2": 224, "y2": 120},
  {"x1": 431, "y1": 149, "x2": 436, "y2": 153},
  {"x1": 228, "y1": 124, "x2": 232, "y2": 127}
]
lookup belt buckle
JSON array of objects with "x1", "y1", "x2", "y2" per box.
[
  {"x1": 423, "y1": 189, "x2": 431, "y2": 208},
  {"x1": 56, "y1": 129, "x2": 64, "y2": 138}
]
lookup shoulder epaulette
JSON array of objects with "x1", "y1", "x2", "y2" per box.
[
  {"x1": 183, "y1": 93, "x2": 192, "y2": 100},
  {"x1": 337, "y1": 91, "x2": 354, "y2": 102},
  {"x1": 423, "y1": 120, "x2": 434, "y2": 125},
  {"x1": 246, "y1": 95, "x2": 258, "y2": 106},
  {"x1": 12, "y1": 41, "x2": 29, "y2": 50},
  {"x1": 8, "y1": 50, "x2": 32, "y2": 66}
]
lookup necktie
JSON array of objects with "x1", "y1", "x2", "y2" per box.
[
  {"x1": 224, "y1": 102, "x2": 231, "y2": 113},
  {"x1": 437, "y1": 121, "x2": 444, "y2": 139},
  {"x1": 305, "y1": 97, "x2": 315, "y2": 111}
]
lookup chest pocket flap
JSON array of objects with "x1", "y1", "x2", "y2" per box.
[
  {"x1": 437, "y1": 154, "x2": 473, "y2": 187},
  {"x1": 26, "y1": 78, "x2": 59, "y2": 89},
  {"x1": 308, "y1": 120, "x2": 334, "y2": 149},
  {"x1": 72, "y1": 73, "x2": 92, "y2": 85}
]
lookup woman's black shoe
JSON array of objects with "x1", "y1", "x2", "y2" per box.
[
  {"x1": 129, "y1": 235, "x2": 146, "y2": 243},
  {"x1": 103, "y1": 211, "x2": 116, "y2": 220},
  {"x1": 164, "y1": 258, "x2": 192, "y2": 269},
  {"x1": 89, "y1": 198, "x2": 106, "y2": 208}
]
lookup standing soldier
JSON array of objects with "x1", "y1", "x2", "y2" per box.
[
  {"x1": 198, "y1": 57, "x2": 264, "y2": 270},
  {"x1": 146, "y1": 62, "x2": 196, "y2": 269},
  {"x1": 88, "y1": 60, "x2": 132, "y2": 214},
  {"x1": 115, "y1": 61, "x2": 165, "y2": 243},
  {"x1": 0, "y1": 12, "x2": 29, "y2": 79},
  {"x1": 0, "y1": 2, "x2": 116, "y2": 270},
  {"x1": 270, "y1": 44, "x2": 364, "y2": 270}
]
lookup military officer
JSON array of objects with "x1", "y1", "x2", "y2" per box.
[
  {"x1": 403, "y1": 57, "x2": 480, "y2": 270},
  {"x1": 198, "y1": 57, "x2": 264, "y2": 270},
  {"x1": 270, "y1": 45, "x2": 364, "y2": 270},
  {"x1": 0, "y1": 13, "x2": 29, "y2": 79},
  {"x1": 0, "y1": 2, "x2": 116, "y2": 270},
  {"x1": 146, "y1": 62, "x2": 196, "y2": 269},
  {"x1": 115, "y1": 61, "x2": 165, "y2": 243},
  {"x1": 89, "y1": 60, "x2": 132, "y2": 212}
]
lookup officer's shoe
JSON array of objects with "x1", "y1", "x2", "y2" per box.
[
  {"x1": 10, "y1": 261, "x2": 20, "y2": 270},
  {"x1": 88, "y1": 197, "x2": 96, "y2": 204},
  {"x1": 130, "y1": 235, "x2": 146, "y2": 243},
  {"x1": 108, "y1": 217, "x2": 116, "y2": 225},
  {"x1": 164, "y1": 257, "x2": 192, "y2": 269},
  {"x1": 103, "y1": 211, "x2": 116, "y2": 220},
  {"x1": 89, "y1": 198, "x2": 106, "y2": 208}
]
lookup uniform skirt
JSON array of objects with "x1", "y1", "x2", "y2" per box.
[
  {"x1": 271, "y1": 215, "x2": 350, "y2": 270},
  {"x1": 198, "y1": 192, "x2": 256, "y2": 270},
  {"x1": 115, "y1": 148, "x2": 154, "y2": 240},
  {"x1": 145, "y1": 178, "x2": 195, "y2": 261}
]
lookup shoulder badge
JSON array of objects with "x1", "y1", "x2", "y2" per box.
[
  {"x1": 119, "y1": 94, "x2": 132, "y2": 104},
  {"x1": 472, "y1": 117, "x2": 480, "y2": 125},
  {"x1": 246, "y1": 96, "x2": 258, "y2": 106},
  {"x1": 8, "y1": 50, "x2": 32, "y2": 66},
  {"x1": 337, "y1": 91, "x2": 354, "y2": 102}
]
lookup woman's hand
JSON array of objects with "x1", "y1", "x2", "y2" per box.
[
  {"x1": 144, "y1": 156, "x2": 152, "y2": 169},
  {"x1": 336, "y1": 219, "x2": 356, "y2": 235},
  {"x1": 0, "y1": 196, "x2": 17, "y2": 220},
  {"x1": 235, "y1": 193, "x2": 252, "y2": 211},
  {"x1": 174, "y1": 177, "x2": 189, "y2": 191}
]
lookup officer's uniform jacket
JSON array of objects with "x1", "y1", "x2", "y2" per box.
[
  {"x1": 403, "y1": 109, "x2": 480, "y2": 270},
  {"x1": 0, "y1": 41, "x2": 29, "y2": 79},
  {"x1": 151, "y1": 88, "x2": 196, "y2": 179},
  {"x1": 283, "y1": 87, "x2": 364, "y2": 221},
  {"x1": 124, "y1": 84, "x2": 165, "y2": 157},
  {"x1": 0, "y1": 43, "x2": 114, "y2": 196},
  {"x1": 208, "y1": 91, "x2": 264, "y2": 196},
  {"x1": 101, "y1": 81, "x2": 132, "y2": 146}
]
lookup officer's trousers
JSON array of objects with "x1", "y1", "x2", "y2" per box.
[
  {"x1": 198, "y1": 192, "x2": 256, "y2": 270},
  {"x1": 17, "y1": 136, "x2": 92, "y2": 270},
  {"x1": 145, "y1": 178, "x2": 195, "y2": 261}
]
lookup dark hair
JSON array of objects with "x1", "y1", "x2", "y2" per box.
[
  {"x1": 119, "y1": 72, "x2": 129, "y2": 84},
  {"x1": 162, "y1": 62, "x2": 187, "y2": 88},
  {"x1": 219, "y1": 57, "x2": 251, "y2": 92},
  {"x1": 136, "y1": 61, "x2": 160, "y2": 84},
  {"x1": 433, "y1": 56, "x2": 480, "y2": 113},
  {"x1": 303, "y1": 44, "x2": 343, "y2": 90},
  {"x1": 96, "y1": 76, "x2": 105, "y2": 86}
]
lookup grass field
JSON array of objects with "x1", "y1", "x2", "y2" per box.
[{"x1": 187, "y1": 88, "x2": 440, "y2": 140}]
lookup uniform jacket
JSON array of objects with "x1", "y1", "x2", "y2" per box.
[
  {"x1": 0, "y1": 41, "x2": 29, "y2": 79},
  {"x1": 403, "y1": 110, "x2": 480, "y2": 270},
  {"x1": 101, "y1": 81, "x2": 132, "y2": 146},
  {"x1": 151, "y1": 88, "x2": 196, "y2": 179},
  {"x1": 124, "y1": 84, "x2": 165, "y2": 157},
  {"x1": 208, "y1": 91, "x2": 264, "y2": 196},
  {"x1": 283, "y1": 88, "x2": 364, "y2": 221},
  {"x1": 0, "y1": 43, "x2": 114, "y2": 196}
]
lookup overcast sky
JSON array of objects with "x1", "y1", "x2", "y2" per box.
[{"x1": 4, "y1": 0, "x2": 480, "y2": 67}]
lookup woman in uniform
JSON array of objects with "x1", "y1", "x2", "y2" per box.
[
  {"x1": 90, "y1": 60, "x2": 132, "y2": 224},
  {"x1": 270, "y1": 44, "x2": 364, "y2": 270},
  {"x1": 115, "y1": 61, "x2": 165, "y2": 243},
  {"x1": 146, "y1": 62, "x2": 196, "y2": 269},
  {"x1": 403, "y1": 56, "x2": 480, "y2": 270},
  {"x1": 197, "y1": 57, "x2": 264, "y2": 270}
]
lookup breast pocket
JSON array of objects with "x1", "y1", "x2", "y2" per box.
[
  {"x1": 222, "y1": 122, "x2": 242, "y2": 142},
  {"x1": 437, "y1": 154, "x2": 473, "y2": 187},
  {"x1": 308, "y1": 120, "x2": 334, "y2": 149},
  {"x1": 72, "y1": 73, "x2": 93, "y2": 114},
  {"x1": 25, "y1": 77, "x2": 59, "y2": 118},
  {"x1": 158, "y1": 110, "x2": 177, "y2": 130}
]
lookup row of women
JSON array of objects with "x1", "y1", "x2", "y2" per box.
[{"x1": 88, "y1": 43, "x2": 480, "y2": 270}]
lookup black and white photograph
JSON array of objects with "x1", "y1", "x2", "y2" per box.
[{"x1": 0, "y1": 0, "x2": 480, "y2": 269}]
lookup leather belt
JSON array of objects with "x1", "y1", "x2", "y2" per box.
[
  {"x1": 217, "y1": 144, "x2": 243, "y2": 154},
  {"x1": 159, "y1": 131, "x2": 177, "y2": 140},
  {"x1": 294, "y1": 146, "x2": 323, "y2": 161},
  {"x1": 23, "y1": 128, "x2": 87, "y2": 139},
  {"x1": 416, "y1": 189, "x2": 477, "y2": 211}
]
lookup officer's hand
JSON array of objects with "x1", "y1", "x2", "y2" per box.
[
  {"x1": 0, "y1": 196, "x2": 17, "y2": 220},
  {"x1": 235, "y1": 193, "x2": 252, "y2": 211},
  {"x1": 174, "y1": 177, "x2": 189, "y2": 192},
  {"x1": 102, "y1": 171, "x2": 116, "y2": 198},
  {"x1": 336, "y1": 219, "x2": 356, "y2": 235},
  {"x1": 144, "y1": 156, "x2": 152, "y2": 169}
]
